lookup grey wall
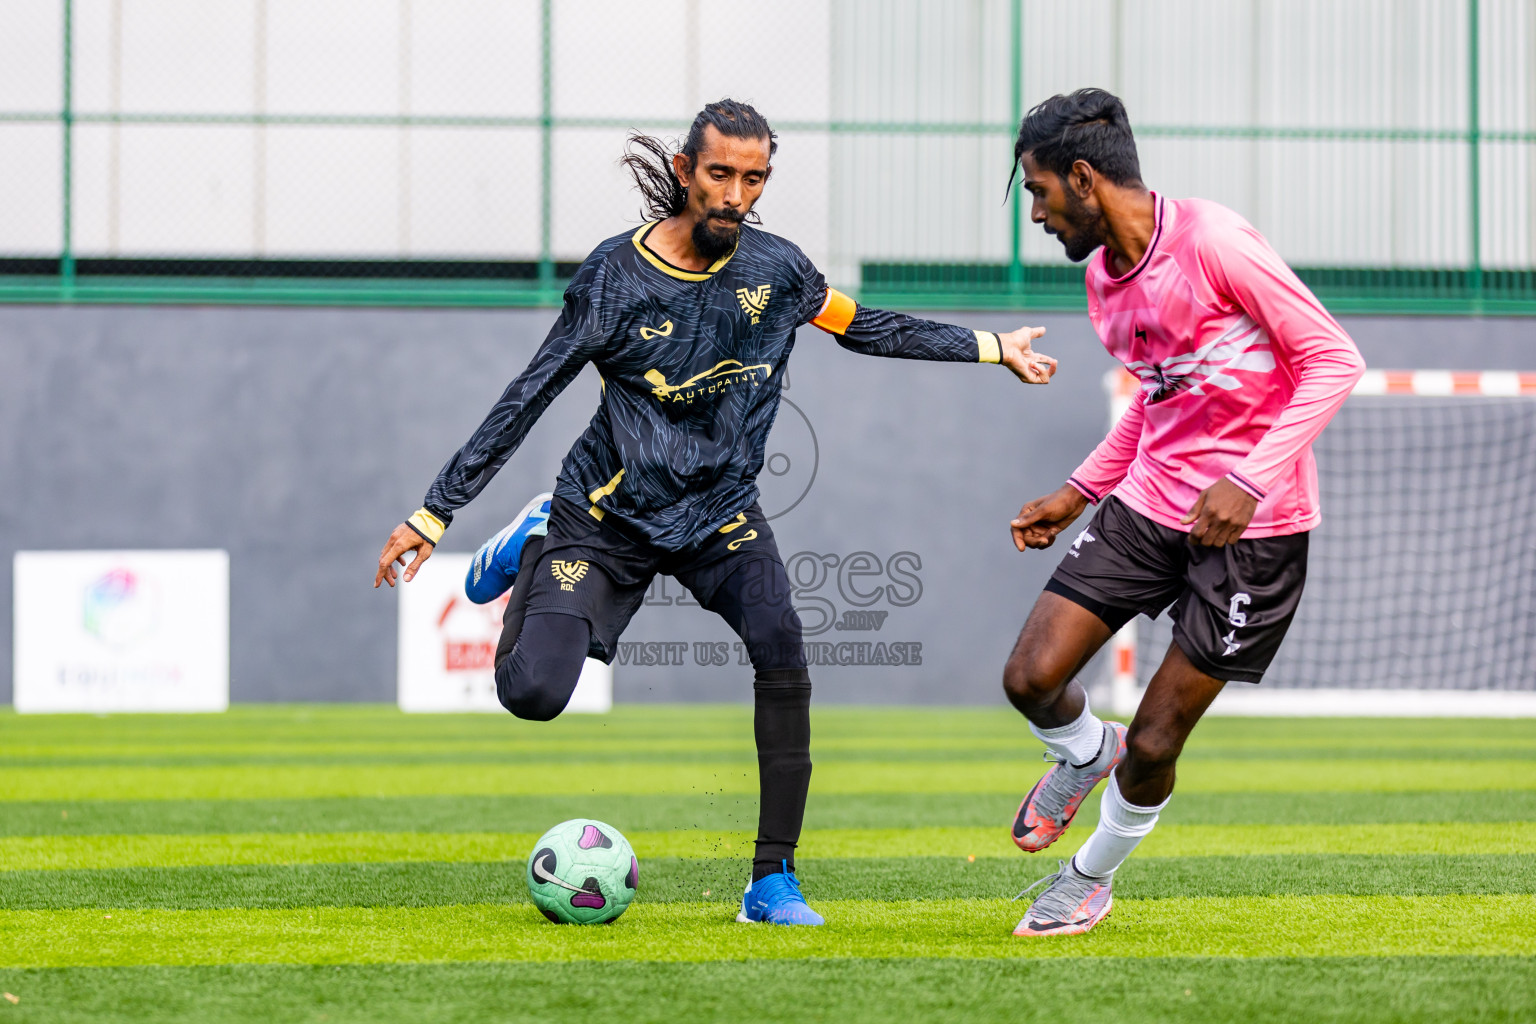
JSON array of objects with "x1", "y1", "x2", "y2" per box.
[{"x1": 2, "y1": 306, "x2": 1532, "y2": 704}]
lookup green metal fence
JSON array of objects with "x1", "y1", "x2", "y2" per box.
[{"x1": 1, "y1": 0, "x2": 1533, "y2": 313}]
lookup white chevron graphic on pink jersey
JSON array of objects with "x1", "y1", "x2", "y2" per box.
[{"x1": 1125, "y1": 314, "x2": 1275, "y2": 400}]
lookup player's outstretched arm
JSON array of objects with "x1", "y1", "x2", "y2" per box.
[
  {"x1": 372, "y1": 273, "x2": 606, "y2": 586},
  {"x1": 805, "y1": 287, "x2": 1056, "y2": 382}
]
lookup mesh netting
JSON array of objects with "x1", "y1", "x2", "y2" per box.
[{"x1": 1136, "y1": 396, "x2": 1536, "y2": 690}]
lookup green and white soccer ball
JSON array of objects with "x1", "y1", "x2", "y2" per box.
[{"x1": 526, "y1": 818, "x2": 638, "y2": 924}]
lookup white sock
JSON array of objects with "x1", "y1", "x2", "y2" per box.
[
  {"x1": 1028, "y1": 700, "x2": 1106, "y2": 765},
  {"x1": 1073, "y1": 773, "x2": 1168, "y2": 879}
]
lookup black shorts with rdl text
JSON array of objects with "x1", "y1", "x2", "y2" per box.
[
  {"x1": 1048, "y1": 496, "x2": 1309, "y2": 683},
  {"x1": 507, "y1": 496, "x2": 787, "y2": 664}
]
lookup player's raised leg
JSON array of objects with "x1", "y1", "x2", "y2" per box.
[
  {"x1": 1002, "y1": 589, "x2": 1127, "y2": 853},
  {"x1": 1013, "y1": 642, "x2": 1223, "y2": 936},
  {"x1": 1005, "y1": 482, "x2": 1190, "y2": 856},
  {"x1": 489, "y1": 506, "x2": 620, "y2": 722},
  {"x1": 492, "y1": 611, "x2": 591, "y2": 722}
]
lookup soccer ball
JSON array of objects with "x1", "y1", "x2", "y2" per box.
[{"x1": 525, "y1": 818, "x2": 638, "y2": 924}]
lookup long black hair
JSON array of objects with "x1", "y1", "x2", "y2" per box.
[
  {"x1": 1007, "y1": 88, "x2": 1142, "y2": 197},
  {"x1": 621, "y1": 99, "x2": 778, "y2": 221}
]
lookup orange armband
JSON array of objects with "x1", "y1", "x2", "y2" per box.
[{"x1": 810, "y1": 288, "x2": 857, "y2": 335}]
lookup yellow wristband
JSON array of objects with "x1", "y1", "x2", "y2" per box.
[
  {"x1": 406, "y1": 508, "x2": 446, "y2": 545},
  {"x1": 975, "y1": 330, "x2": 1001, "y2": 364}
]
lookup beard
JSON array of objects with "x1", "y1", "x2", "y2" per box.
[
  {"x1": 692, "y1": 207, "x2": 744, "y2": 260},
  {"x1": 1053, "y1": 187, "x2": 1108, "y2": 263}
]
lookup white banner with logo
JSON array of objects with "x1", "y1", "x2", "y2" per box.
[
  {"x1": 397, "y1": 552, "x2": 612, "y2": 713},
  {"x1": 13, "y1": 550, "x2": 230, "y2": 713}
]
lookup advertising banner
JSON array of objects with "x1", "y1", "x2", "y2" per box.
[
  {"x1": 397, "y1": 552, "x2": 612, "y2": 713},
  {"x1": 13, "y1": 550, "x2": 230, "y2": 713}
]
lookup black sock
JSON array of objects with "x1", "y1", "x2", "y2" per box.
[{"x1": 751, "y1": 668, "x2": 812, "y2": 882}]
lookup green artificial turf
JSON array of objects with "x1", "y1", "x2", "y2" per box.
[
  {"x1": 5, "y1": 756, "x2": 1530, "y2": 802},
  {"x1": 0, "y1": 705, "x2": 1532, "y2": 1021},
  {"x1": 0, "y1": 958, "x2": 1529, "y2": 1024},
  {"x1": 3, "y1": 821, "x2": 1534, "y2": 872},
  {"x1": 6, "y1": 895, "x2": 1536, "y2": 966},
  {"x1": 3, "y1": 854, "x2": 1534, "y2": 911},
  {"x1": 8, "y1": 789, "x2": 1536, "y2": 837}
]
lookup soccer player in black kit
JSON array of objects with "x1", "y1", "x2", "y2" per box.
[{"x1": 375, "y1": 100, "x2": 1056, "y2": 925}]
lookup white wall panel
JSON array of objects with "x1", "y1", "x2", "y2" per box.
[
  {"x1": 262, "y1": 127, "x2": 399, "y2": 254},
  {"x1": 697, "y1": 0, "x2": 831, "y2": 123},
  {"x1": 551, "y1": 0, "x2": 686, "y2": 120},
  {"x1": 1481, "y1": 0, "x2": 1536, "y2": 132},
  {"x1": 72, "y1": 0, "x2": 257, "y2": 116},
  {"x1": 1483, "y1": 141, "x2": 1536, "y2": 268},
  {"x1": 0, "y1": 2, "x2": 62, "y2": 112},
  {"x1": 0, "y1": 125, "x2": 62, "y2": 254},
  {"x1": 407, "y1": 127, "x2": 540, "y2": 257},
  {"x1": 1117, "y1": 0, "x2": 1259, "y2": 128},
  {"x1": 1, "y1": 0, "x2": 1531, "y2": 272},
  {"x1": 550, "y1": 126, "x2": 641, "y2": 256},
  {"x1": 408, "y1": 0, "x2": 539, "y2": 118},
  {"x1": 829, "y1": 132, "x2": 1012, "y2": 281},
  {"x1": 835, "y1": 0, "x2": 1010, "y2": 124},
  {"x1": 754, "y1": 130, "x2": 831, "y2": 275},
  {"x1": 77, "y1": 125, "x2": 256, "y2": 256},
  {"x1": 1021, "y1": 0, "x2": 1116, "y2": 109},
  {"x1": 264, "y1": 0, "x2": 401, "y2": 117}
]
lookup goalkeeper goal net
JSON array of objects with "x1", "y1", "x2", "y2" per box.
[{"x1": 1101, "y1": 368, "x2": 1536, "y2": 716}]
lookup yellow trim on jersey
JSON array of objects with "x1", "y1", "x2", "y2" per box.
[
  {"x1": 588, "y1": 468, "x2": 626, "y2": 504},
  {"x1": 586, "y1": 467, "x2": 625, "y2": 521},
  {"x1": 811, "y1": 288, "x2": 858, "y2": 335},
  {"x1": 407, "y1": 508, "x2": 446, "y2": 545},
  {"x1": 630, "y1": 222, "x2": 737, "y2": 281},
  {"x1": 976, "y1": 330, "x2": 1002, "y2": 364}
]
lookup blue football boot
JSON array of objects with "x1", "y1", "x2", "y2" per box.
[
  {"x1": 736, "y1": 862, "x2": 824, "y2": 926},
  {"x1": 463, "y1": 492, "x2": 552, "y2": 604}
]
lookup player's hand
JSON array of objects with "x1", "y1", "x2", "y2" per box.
[
  {"x1": 375, "y1": 524, "x2": 434, "y2": 588},
  {"x1": 1180, "y1": 477, "x2": 1258, "y2": 547},
  {"x1": 1011, "y1": 484, "x2": 1090, "y2": 551},
  {"x1": 998, "y1": 326, "x2": 1057, "y2": 384}
]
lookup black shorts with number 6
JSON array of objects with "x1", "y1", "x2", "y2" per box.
[{"x1": 1047, "y1": 496, "x2": 1309, "y2": 683}]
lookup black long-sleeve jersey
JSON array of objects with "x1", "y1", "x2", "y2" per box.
[{"x1": 410, "y1": 222, "x2": 1003, "y2": 552}]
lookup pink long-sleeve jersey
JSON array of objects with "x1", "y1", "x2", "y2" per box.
[{"x1": 1066, "y1": 194, "x2": 1366, "y2": 538}]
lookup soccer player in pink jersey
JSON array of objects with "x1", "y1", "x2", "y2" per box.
[{"x1": 1001, "y1": 90, "x2": 1366, "y2": 936}]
